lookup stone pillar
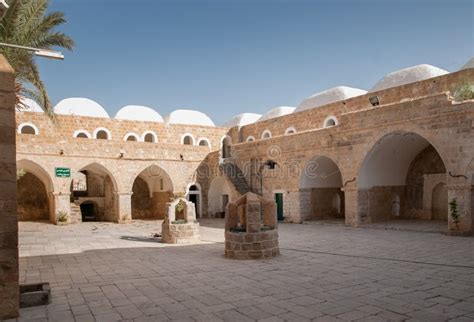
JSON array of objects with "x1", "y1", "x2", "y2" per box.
[
  {"x1": 0, "y1": 55, "x2": 19, "y2": 319},
  {"x1": 117, "y1": 192, "x2": 132, "y2": 223},
  {"x1": 343, "y1": 186, "x2": 360, "y2": 227},
  {"x1": 447, "y1": 184, "x2": 472, "y2": 235},
  {"x1": 52, "y1": 192, "x2": 71, "y2": 224}
]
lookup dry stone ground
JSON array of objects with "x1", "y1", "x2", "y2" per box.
[{"x1": 8, "y1": 219, "x2": 474, "y2": 322}]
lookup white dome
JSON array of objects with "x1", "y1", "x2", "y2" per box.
[
  {"x1": 258, "y1": 106, "x2": 295, "y2": 122},
  {"x1": 223, "y1": 113, "x2": 262, "y2": 127},
  {"x1": 164, "y1": 109, "x2": 215, "y2": 127},
  {"x1": 115, "y1": 105, "x2": 164, "y2": 122},
  {"x1": 54, "y1": 97, "x2": 109, "y2": 118},
  {"x1": 17, "y1": 97, "x2": 42, "y2": 112},
  {"x1": 295, "y1": 86, "x2": 367, "y2": 112},
  {"x1": 370, "y1": 64, "x2": 448, "y2": 92},
  {"x1": 460, "y1": 58, "x2": 474, "y2": 70}
]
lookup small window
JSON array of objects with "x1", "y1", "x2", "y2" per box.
[
  {"x1": 285, "y1": 127, "x2": 296, "y2": 135},
  {"x1": 246, "y1": 136, "x2": 255, "y2": 142},
  {"x1": 96, "y1": 130, "x2": 108, "y2": 140},
  {"x1": 324, "y1": 116, "x2": 338, "y2": 128},
  {"x1": 182, "y1": 134, "x2": 194, "y2": 145},
  {"x1": 261, "y1": 130, "x2": 272, "y2": 139},
  {"x1": 198, "y1": 138, "x2": 210, "y2": 147},
  {"x1": 124, "y1": 133, "x2": 140, "y2": 142},
  {"x1": 144, "y1": 133, "x2": 155, "y2": 143},
  {"x1": 73, "y1": 130, "x2": 91, "y2": 139},
  {"x1": 18, "y1": 122, "x2": 39, "y2": 135}
]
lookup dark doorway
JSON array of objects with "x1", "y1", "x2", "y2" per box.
[
  {"x1": 275, "y1": 193, "x2": 284, "y2": 221},
  {"x1": 80, "y1": 202, "x2": 97, "y2": 221}
]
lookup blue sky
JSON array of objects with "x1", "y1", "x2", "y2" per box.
[{"x1": 40, "y1": 0, "x2": 473, "y2": 125}]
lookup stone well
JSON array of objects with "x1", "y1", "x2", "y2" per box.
[
  {"x1": 161, "y1": 198, "x2": 200, "y2": 244},
  {"x1": 225, "y1": 192, "x2": 280, "y2": 259}
]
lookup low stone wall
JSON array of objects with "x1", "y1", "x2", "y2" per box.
[
  {"x1": 161, "y1": 222, "x2": 200, "y2": 244},
  {"x1": 225, "y1": 229, "x2": 280, "y2": 259}
]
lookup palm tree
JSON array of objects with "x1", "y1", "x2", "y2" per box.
[{"x1": 0, "y1": 0, "x2": 74, "y2": 117}]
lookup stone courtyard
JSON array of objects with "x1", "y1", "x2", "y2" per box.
[{"x1": 10, "y1": 219, "x2": 474, "y2": 322}]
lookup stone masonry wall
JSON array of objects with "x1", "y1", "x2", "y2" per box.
[{"x1": 0, "y1": 55, "x2": 19, "y2": 318}]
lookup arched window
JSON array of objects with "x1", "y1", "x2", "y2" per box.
[
  {"x1": 261, "y1": 130, "x2": 272, "y2": 139},
  {"x1": 73, "y1": 130, "x2": 91, "y2": 139},
  {"x1": 142, "y1": 131, "x2": 157, "y2": 143},
  {"x1": 246, "y1": 136, "x2": 255, "y2": 142},
  {"x1": 285, "y1": 127, "x2": 296, "y2": 135},
  {"x1": 18, "y1": 122, "x2": 39, "y2": 135},
  {"x1": 198, "y1": 138, "x2": 211, "y2": 148},
  {"x1": 323, "y1": 116, "x2": 338, "y2": 128},
  {"x1": 124, "y1": 132, "x2": 140, "y2": 142},
  {"x1": 93, "y1": 127, "x2": 111, "y2": 140},
  {"x1": 182, "y1": 133, "x2": 195, "y2": 145},
  {"x1": 221, "y1": 136, "x2": 232, "y2": 158}
]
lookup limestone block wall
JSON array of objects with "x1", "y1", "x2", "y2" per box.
[
  {"x1": 0, "y1": 55, "x2": 19, "y2": 319},
  {"x1": 17, "y1": 173, "x2": 49, "y2": 221}
]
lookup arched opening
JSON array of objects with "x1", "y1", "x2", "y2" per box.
[
  {"x1": 285, "y1": 127, "x2": 296, "y2": 135},
  {"x1": 18, "y1": 123, "x2": 39, "y2": 135},
  {"x1": 358, "y1": 131, "x2": 447, "y2": 225},
  {"x1": 299, "y1": 156, "x2": 344, "y2": 221},
  {"x1": 143, "y1": 132, "x2": 156, "y2": 143},
  {"x1": 431, "y1": 183, "x2": 448, "y2": 221},
  {"x1": 16, "y1": 160, "x2": 54, "y2": 223},
  {"x1": 96, "y1": 130, "x2": 108, "y2": 139},
  {"x1": 124, "y1": 133, "x2": 139, "y2": 142},
  {"x1": 74, "y1": 131, "x2": 90, "y2": 139},
  {"x1": 261, "y1": 130, "x2": 272, "y2": 139},
  {"x1": 182, "y1": 135, "x2": 194, "y2": 145},
  {"x1": 246, "y1": 136, "x2": 255, "y2": 142},
  {"x1": 208, "y1": 176, "x2": 234, "y2": 218},
  {"x1": 221, "y1": 136, "x2": 231, "y2": 159},
  {"x1": 131, "y1": 165, "x2": 174, "y2": 220},
  {"x1": 187, "y1": 184, "x2": 201, "y2": 218},
  {"x1": 70, "y1": 163, "x2": 118, "y2": 222},
  {"x1": 198, "y1": 138, "x2": 210, "y2": 148},
  {"x1": 324, "y1": 116, "x2": 338, "y2": 128}
]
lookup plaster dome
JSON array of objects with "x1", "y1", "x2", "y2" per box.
[
  {"x1": 295, "y1": 86, "x2": 367, "y2": 113},
  {"x1": 370, "y1": 64, "x2": 448, "y2": 92},
  {"x1": 223, "y1": 113, "x2": 262, "y2": 128},
  {"x1": 17, "y1": 97, "x2": 43, "y2": 112},
  {"x1": 54, "y1": 97, "x2": 110, "y2": 118},
  {"x1": 258, "y1": 106, "x2": 295, "y2": 122},
  {"x1": 115, "y1": 105, "x2": 164, "y2": 122},
  {"x1": 460, "y1": 57, "x2": 474, "y2": 70},
  {"x1": 164, "y1": 109, "x2": 215, "y2": 127}
]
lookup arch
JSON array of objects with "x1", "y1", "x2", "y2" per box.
[
  {"x1": 285, "y1": 127, "x2": 297, "y2": 135},
  {"x1": 261, "y1": 130, "x2": 272, "y2": 139},
  {"x1": 93, "y1": 127, "x2": 112, "y2": 140},
  {"x1": 181, "y1": 133, "x2": 195, "y2": 145},
  {"x1": 186, "y1": 182, "x2": 202, "y2": 218},
  {"x1": 246, "y1": 136, "x2": 255, "y2": 142},
  {"x1": 124, "y1": 132, "x2": 140, "y2": 142},
  {"x1": 357, "y1": 131, "x2": 448, "y2": 223},
  {"x1": 299, "y1": 155, "x2": 344, "y2": 221},
  {"x1": 73, "y1": 130, "x2": 92, "y2": 139},
  {"x1": 16, "y1": 159, "x2": 54, "y2": 223},
  {"x1": 323, "y1": 116, "x2": 338, "y2": 128},
  {"x1": 142, "y1": 131, "x2": 158, "y2": 143},
  {"x1": 17, "y1": 122, "x2": 39, "y2": 135},
  {"x1": 221, "y1": 135, "x2": 232, "y2": 159},
  {"x1": 71, "y1": 162, "x2": 119, "y2": 222},
  {"x1": 208, "y1": 176, "x2": 233, "y2": 218},
  {"x1": 131, "y1": 164, "x2": 174, "y2": 220},
  {"x1": 197, "y1": 137, "x2": 211, "y2": 149}
]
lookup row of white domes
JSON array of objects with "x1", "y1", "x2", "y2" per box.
[{"x1": 21, "y1": 60, "x2": 473, "y2": 128}]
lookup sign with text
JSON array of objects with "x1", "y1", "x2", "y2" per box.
[{"x1": 55, "y1": 167, "x2": 71, "y2": 178}]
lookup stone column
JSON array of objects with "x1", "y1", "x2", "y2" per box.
[
  {"x1": 447, "y1": 184, "x2": 472, "y2": 235},
  {"x1": 52, "y1": 192, "x2": 71, "y2": 224},
  {"x1": 343, "y1": 186, "x2": 360, "y2": 227},
  {"x1": 117, "y1": 192, "x2": 132, "y2": 223},
  {"x1": 0, "y1": 55, "x2": 19, "y2": 319}
]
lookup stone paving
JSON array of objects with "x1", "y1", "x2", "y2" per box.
[{"x1": 7, "y1": 219, "x2": 474, "y2": 321}]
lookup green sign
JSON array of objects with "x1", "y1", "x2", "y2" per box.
[{"x1": 55, "y1": 167, "x2": 71, "y2": 178}]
